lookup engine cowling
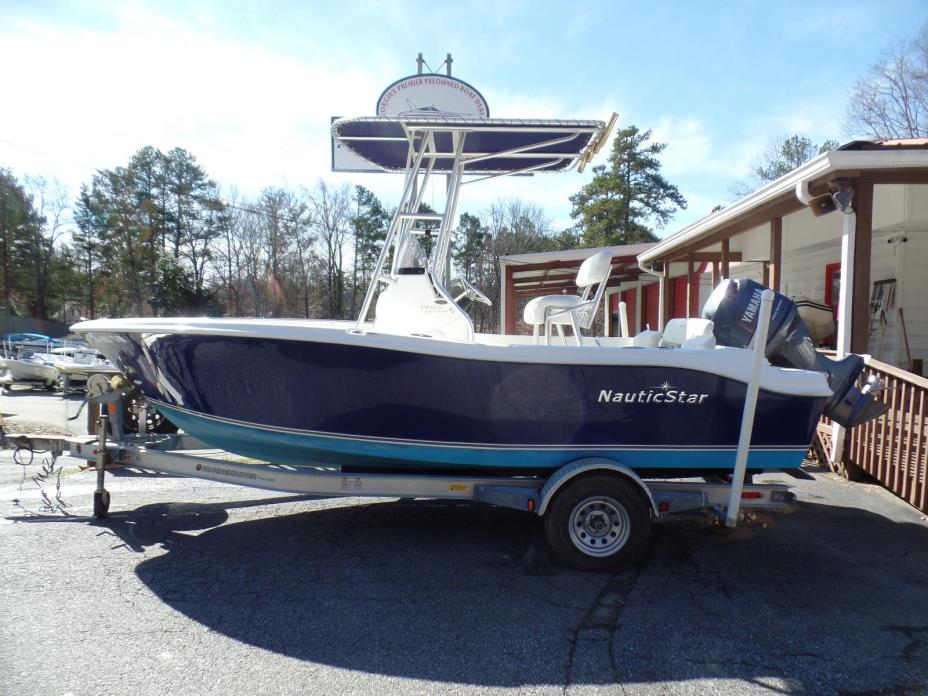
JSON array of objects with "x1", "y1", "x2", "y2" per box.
[{"x1": 701, "y1": 278, "x2": 887, "y2": 428}]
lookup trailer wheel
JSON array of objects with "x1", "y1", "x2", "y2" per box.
[{"x1": 544, "y1": 474, "x2": 650, "y2": 572}]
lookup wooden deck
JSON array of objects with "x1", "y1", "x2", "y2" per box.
[{"x1": 813, "y1": 357, "x2": 928, "y2": 513}]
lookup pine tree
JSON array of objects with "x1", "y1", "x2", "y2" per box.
[
  {"x1": 0, "y1": 170, "x2": 32, "y2": 315},
  {"x1": 569, "y1": 125, "x2": 686, "y2": 247}
]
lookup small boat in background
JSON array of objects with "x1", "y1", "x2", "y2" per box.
[
  {"x1": 0, "y1": 354, "x2": 59, "y2": 389},
  {"x1": 34, "y1": 346, "x2": 121, "y2": 391},
  {"x1": 0, "y1": 333, "x2": 61, "y2": 389},
  {"x1": 1, "y1": 332, "x2": 62, "y2": 353}
]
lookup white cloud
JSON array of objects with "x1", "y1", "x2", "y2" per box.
[
  {"x1": 651, "y1": 117, "x2": 713, "y2": 176},
  {"x1": 758, "y1": 97, "x2": 847, "y2": 144},
  {"x1": 0, "y1": 3, "x2": 621, "y2": 235},
  {"x1": 0, "y1": 8, "x2": 388, "y2": 196}
]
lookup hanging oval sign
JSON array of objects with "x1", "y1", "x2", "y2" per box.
[{"x1": 376, "y1": 74, "x2": 490, "y2": 118}]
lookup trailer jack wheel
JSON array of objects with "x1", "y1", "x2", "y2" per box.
[
  {"x1": 543, "y1": 474, "x2": 650, "y2": 572},
  {"x1": 93, "y1": 489, "x2": 110, "y2": 518}
]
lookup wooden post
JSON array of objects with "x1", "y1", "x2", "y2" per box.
[
  {"x1": 721, "y1": 239, "x2": 730, "y2": 280},
  {"x1": 762, "y1": 262, "x2": 769, "y2": 287},
  {"x1": 769, "y1": 216, "x2": 782, "y2": 292},
  {"x1": 851, "y1": 182, "x2": 873, "y2": 354},
  {"x1": 661, "y1": 260, "x2": 672, "y2": 329},
  {"x1": 687, "y1": 252, "x2": 697, "y2": 318},
  {"x1": 604, "y1": 290, "x2": 615, "y2": 336},
  {"x1": 711, "y1": 260, "x2": 719, "y2": 288},
  {"x1": 503, "y1": 265, "x2": 517, "y2": 334}
]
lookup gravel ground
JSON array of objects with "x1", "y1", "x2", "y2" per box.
[{"x1": 1, "y1": 392, "x2": 927, "y2": 695}]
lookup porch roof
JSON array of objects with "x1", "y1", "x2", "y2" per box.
[
  {"x1": 500, "y1": 242, "x2": 656, "y2": 298},
  {"x1": 500, "y1": 242, "x2": 655, "y2": 266},
  {"x1": 637, "y1": 140, "x2": 928, "y2": 268}
]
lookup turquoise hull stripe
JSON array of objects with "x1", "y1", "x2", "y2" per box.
[{"x1": 157, "y1": 403, "x2": 808, "y2": 471}]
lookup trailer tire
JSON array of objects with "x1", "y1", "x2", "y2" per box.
[{"x1": 544, "y1": 474, "x2": 650, "y2": 572}]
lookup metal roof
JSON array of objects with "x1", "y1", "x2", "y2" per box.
[{"x1": 500, "y1": 242, "x2": 656, "y2": 266}]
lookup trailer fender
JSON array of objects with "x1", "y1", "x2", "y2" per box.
[{"x1": 537, "y1": 457, "x2": 658, "y2": 517}]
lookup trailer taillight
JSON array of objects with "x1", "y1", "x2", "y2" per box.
[{"x1": 741, "y1": 491, "x2": 763, "y2": 500}]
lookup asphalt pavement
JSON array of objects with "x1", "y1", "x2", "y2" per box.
[{"x1": 1, "y1": 391, "x2": 927, "y2": 695}]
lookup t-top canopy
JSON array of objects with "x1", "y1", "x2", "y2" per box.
[{"x1": 331, "y1": 116, "x2": 611, "y2": 175}]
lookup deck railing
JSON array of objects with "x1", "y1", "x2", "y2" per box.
[{"x1": 813, "y1": 356, "x2": 928, "y2": 513}]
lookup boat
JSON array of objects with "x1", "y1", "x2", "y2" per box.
[
  {"x1": 0, "y1": 332, "x2": 62, "y2": 352},
  {"x1": 0, "y1": 333, "x2": 61, "y2": 389},
  {"x1": 35, "y1": 346, "x2": 121, "y2": 388},
  {"x1": 0, "y1": 354, "x2": 59, "y2": 389},
  {"x1": 72, "y1": 115, "x2": 886, "y2": 476}
]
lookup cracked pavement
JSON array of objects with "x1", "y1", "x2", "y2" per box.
[{"x1": 1, "y1": 393, "x2": 928, "y2": 695}]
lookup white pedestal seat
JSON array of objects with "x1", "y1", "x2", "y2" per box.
[{"x1": 522, "y1": 250, "x2": 614, "y2": 345}]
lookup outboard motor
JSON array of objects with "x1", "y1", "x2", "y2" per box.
[{"x1": 701, "y1": 278, "x2": 887, "y2": 428}]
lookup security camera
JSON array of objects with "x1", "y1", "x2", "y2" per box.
[{"x1": 832, "y1": 189, "x2": 854, "y2": 214}]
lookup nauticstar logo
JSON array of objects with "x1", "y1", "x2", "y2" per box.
[{"x1": 598, "y1": 382, "x2": 710, "y2": 405}]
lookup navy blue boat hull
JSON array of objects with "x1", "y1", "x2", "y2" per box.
[{"x1": 89, "y1": 333, "x2": 825, "y2": 473}]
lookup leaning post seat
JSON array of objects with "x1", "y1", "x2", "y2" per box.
[
  {"x1": 522, "y1": 250, "x2": 614, "y2": 345},
  {"x1": 523, "y1": 295, "x2": 582, "y2": 327}
]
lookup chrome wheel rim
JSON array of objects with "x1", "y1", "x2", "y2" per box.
[{"x1": 568, "y1": 496, "x2": 631, "y2": 557}]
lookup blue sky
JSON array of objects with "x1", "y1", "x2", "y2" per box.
[{"x1": 1, "y1": 0, "x2": 925, "y2": 235}]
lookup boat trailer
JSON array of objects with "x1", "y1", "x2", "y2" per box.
[{"x1": 15, "y1": 419, "x2": 794, "y2": 571}]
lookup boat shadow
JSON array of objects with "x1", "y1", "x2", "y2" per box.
[{"x1": 129, "y1": 496, "x2": 928, "y2": 689}]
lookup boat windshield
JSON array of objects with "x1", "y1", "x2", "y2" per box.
[{"x1": 393, "y1": 235, "x2": 427, "y2": 274}]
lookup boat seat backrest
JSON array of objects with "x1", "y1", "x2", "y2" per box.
[
  {"x1": 575, "y1": 250, "x2": 614, "y2": 290},
  {"x1": 660, "y1": 318, "x2": 715, "y2": 348}
]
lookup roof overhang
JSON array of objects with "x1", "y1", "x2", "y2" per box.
[
  {"x1": 637, "y1": 148, "x2": 928, "y2": 268},
  {"x1": 500, "y1": 242, "x2": 656, "y2": 266},
  {"x1": 500, "y1": 243, "x2": 657, "y2": 299}
]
